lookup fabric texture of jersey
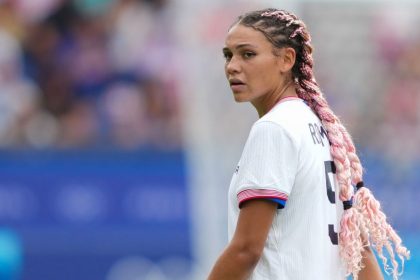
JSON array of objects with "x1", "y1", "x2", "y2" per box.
[{"x1": 227, "y1": 97, "x2": 346, "y2": 280}]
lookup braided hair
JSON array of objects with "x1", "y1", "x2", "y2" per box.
[{"x1": 233, "y1": 8, "x2": 410, "y2": 279}]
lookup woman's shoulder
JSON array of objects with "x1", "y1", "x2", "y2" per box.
[
  {"x1": 253, "y1": 101, "x2": 315, "y2": 141},
  {"x1": 250, "y1": 118, "x2": 296, "y2": 144},
  {"x1": 260, "y1": 99, "x2": 311, "y2": 126}
]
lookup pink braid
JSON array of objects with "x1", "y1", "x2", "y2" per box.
[
  {"x1": 337, "y1": 119, "x2": 410, "y2": 278},
  {"x1": 337, "y1": 125, "x2": 363, "y2": 183},
  {"x1": 336, "y1": 114, "x2": 410, "y2": 278},
  {"x1": 339, "y1": 206, "x2": 368, "y2": 279},
  {"x1": 258, "y1": 9, "x2": 410, "y2": 278},
  {"x1": 297, "y1": 79, "x2": 366, "y2": 278},
  {"x1": 336, "y1": 106, "x2": 410, "y2": 279},
  {"x1": 355, "y1": 186, "x2": 410, "y2": 279}
]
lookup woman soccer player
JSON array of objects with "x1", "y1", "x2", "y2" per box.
[{"x1": 208, "y1": 8, "x2": 409, "y2": 280}]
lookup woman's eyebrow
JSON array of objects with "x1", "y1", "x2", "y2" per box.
[
  {"x1": 235, "y1": 43, "x2": 257, "y2": 49},
  {"x1": 223, "y1": 43, "x2": 257, "y2": 52}
]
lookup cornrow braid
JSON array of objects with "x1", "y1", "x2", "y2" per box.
[{"x1": 235, "y1": 8, "x2": 410, "y2": 279}]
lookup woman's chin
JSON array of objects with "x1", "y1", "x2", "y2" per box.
[{"x1": 232, "y1": 92, "x2": 249, "y2": 103}]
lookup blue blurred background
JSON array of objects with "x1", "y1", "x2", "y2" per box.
[{"x1": 0, "y1": 0, "x2": 418, "y2": 279}]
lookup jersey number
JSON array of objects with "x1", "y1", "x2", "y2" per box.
[{"x1": 325, "y1": 160, "x2": 338, "y2": 245}]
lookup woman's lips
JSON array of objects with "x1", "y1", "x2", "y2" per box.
[
  {"x1": 229, "y1": 78, "x2": 246, "y2": 92},
  {"x1": 230, "y1": 83, "x2": 246, "y2": 92}
]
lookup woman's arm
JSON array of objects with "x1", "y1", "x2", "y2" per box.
[
  {"x1": 358, "y1": 246, "x2": 384, "y2": 280},
  {"x1": 207, "y1": 199, "x2": 277, "y2": 280}
]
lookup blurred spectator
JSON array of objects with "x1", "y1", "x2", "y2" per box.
[
  {"x1": 371, "y1": 7, "x2": 420, "y2": 167},
  {"x1": 376, "y1": 40, "x2": 420, "y2": 166},
  {"x1": 0, "y1": 0, "x2": 26, "y2": 41},
  {"x1": 0, "y1": 29, "x2": 41, "y2": 148},
  {"x1": 101, "y1": 80, "x2": 149, "y2": 148},
  {"x1": 0, "y1": 0, "x2": 182, "y2": 150}
]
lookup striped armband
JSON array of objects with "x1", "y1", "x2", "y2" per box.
[{"x1": 237, "y1": 189, "x2": 289, "y2": 209}]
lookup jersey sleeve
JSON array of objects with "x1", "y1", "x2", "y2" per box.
[{"x1": 235, "y1": 121, "x2": 299, "y2": 209}]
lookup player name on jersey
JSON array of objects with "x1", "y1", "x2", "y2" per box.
[{"x1": 308, "y1": 122, "x2": 328, "y2": 146}]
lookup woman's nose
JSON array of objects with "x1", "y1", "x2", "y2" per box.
[{"x1": 225, "y1": 56, "x2": 240, "y2": 75}]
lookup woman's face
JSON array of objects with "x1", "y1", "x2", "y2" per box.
[{"x1": 223, "y1": 24, "x2": 286, "y2": 104}]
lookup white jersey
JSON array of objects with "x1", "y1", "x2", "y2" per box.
[{"x1": 228, "y1": 97, "x2": 346, "y2": 280}]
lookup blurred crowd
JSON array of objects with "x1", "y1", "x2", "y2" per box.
[
  {"x1": 300, "y1": 4, "x2": 420, "y2": 166},
  {"x1": 1, "y1": 0, "x2": 419, "y2": 161},
  {"x1": 0, "y1": 0, "x2": 181, "y2": 150},
  {"x1": 372, "y1": 15, "x2": 420, "y2": 166}
]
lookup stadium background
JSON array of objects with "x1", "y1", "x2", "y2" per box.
[{"x1": 0, "y1": 0, "x2": 418, "y2": 279}]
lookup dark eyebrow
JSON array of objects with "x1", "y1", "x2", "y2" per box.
[
  {"x1": 222, "y1": 47, "x2": 230, "y2": 53},
  {"x1": 223, "y1": 43, "x2": 257, "y2": 52}
]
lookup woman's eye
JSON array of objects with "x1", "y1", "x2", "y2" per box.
[
  {"x1": 243, "y1": 52, "x2": 255, "y2": 58},
  {"x1": 223, "y1": 52, "x2": 232, "y2": 61}
]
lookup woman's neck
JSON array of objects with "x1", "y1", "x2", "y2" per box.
[{"x1": 253, "y1": 81, "x2": 298, "y2": 118}]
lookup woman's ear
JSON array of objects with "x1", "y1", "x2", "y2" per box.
[{"x1": 280, "y1": 47, "x2": 296, "y2": 73}]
